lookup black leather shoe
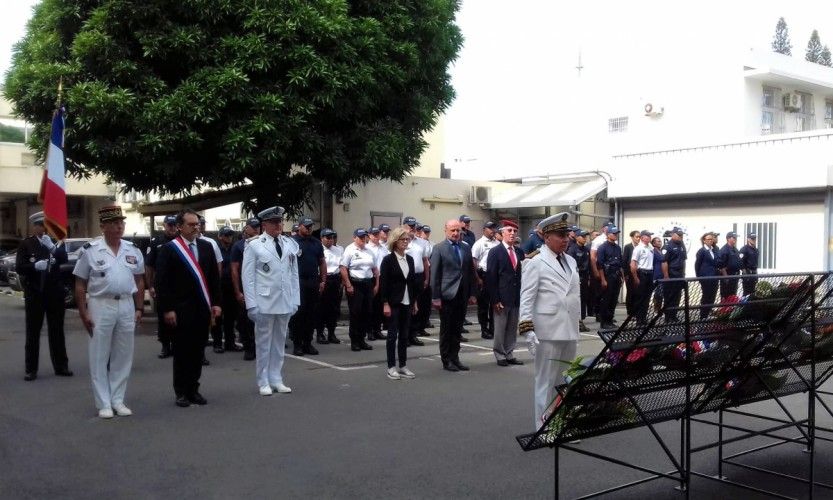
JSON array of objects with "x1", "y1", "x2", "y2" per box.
[
  {"x1": 360, "y1": 342, "x2": 373, "y2": 350},
  {"x1": 303, "y1": 345, "x2": 319, "y2": 355},
  {"x1": 202, "y1": 357, "x2": 210, "y2": 366},
  {"x1": 600, "y1": 322, "x2": 617, "y2": 330},
  {"x1": 24, "y1": 372, "x2": 37, "y2": 381},
  {"x1": 55, "y1": 368, "x2": 74, "y2": 377},
  {"x1": 316, "y1": 334, "x2": 329, "y2": 344},
  {"x1": 375, "y1": 331, "x2": 387, "y2": 340},
  {"x1": 443, "y1": 362, "x2": 459, "y2": 372},
  {"x1": 175, "y1": 396, "x2": 191, "y2": 407},
  {"x1": 188, "y1": 392, "x2": 207, "y2": 405},
  {"x1": 461, "y1": 328, "x2": 470, "y2": 333},
  {"x1": 425, "y1": 322, "x2": 436, "y2": 329},
  {"x1": 409, "y1": 337, "x2": 425, "y2": 347},
  {"x1": 481, "y1": 332, "x2": 493, "y2": 339},
  {"x1": 463, "y1": 319, "x2": 473, "y2": 325},
  {"x1": 507, "y1": 358, "x2": 525, "y2": 365},
  {"x1": 351, "y1": 344, "x2": 362, "y2": 352},
  {"x1": 496, "y1": 359, "x2": 509, "y2": 367},
  {"x1": 225, "y1": 343, "x2": 244, "y2": 352},
  {"x1": 417, "y1": 329, "x2": 430, "y2": 337},
  {"x1": 213, "y1": 346, "x2": 225, "y2": 354},
  {"x1": 459, "y1": 336, "x2": 470, "y2": 343},
  {"x1": 158, "y1": 345, "x2": 172, "y2": 359},
  {"x1": 292, "y1": 347, "x2": 305, "y2": 356},
  {"x1": 328, "y1": 334, "x2": 341, "y2": 344},
  {"x1": 453, "y1": 361, "x2": 470, "y2": 371},
  {"x1": 243, "y1": 351, "x2": 256, "y2": 361}
]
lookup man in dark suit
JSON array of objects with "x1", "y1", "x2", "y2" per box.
[
  {"x1": 155, "y1": 209, "x2": 221, "y2": 407},
  {"x1": 485, "y1": 220, "x2": 525, "y2": 367},
  {"x1": 430, "y1": 219, "x2": 477, "y2": 372}
]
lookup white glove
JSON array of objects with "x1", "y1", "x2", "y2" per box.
[
  {"x1": 34, "y1": 260, "x2": 48, "y2": 271},
  {"x1": 526, "y1": 331, "x2": 540, "y2": 357},
  {"x1": 40, "y1": 235, "x2": 55, "y2": 250}
]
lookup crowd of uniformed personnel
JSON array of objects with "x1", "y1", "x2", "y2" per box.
[{"x1": 16, "y1": 204, "x2": 759, "y2": 420}]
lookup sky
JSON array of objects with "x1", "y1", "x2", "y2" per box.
[{"x1": 2, "y1": 0, "x2": 832, "y2": 180}]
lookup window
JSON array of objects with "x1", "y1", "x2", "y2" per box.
[
  {"x1": 761, "y1": 111, "x2": 773, "y2": 134},
  {"x1": 761, "y1": 86, "x2": 783, "y2": 134},
  {"x1": 608, "y1": 116, "x2": 628, "y2": 133},
  {"x1": 825, "y1": 100, "x2": 833, "y2": 128},
  {"x1": 762, "y1": 87, "x2": 777, "y2": 108},
  {"x1": 744, "y1": 222, "x2": 777, "y2": 270}
]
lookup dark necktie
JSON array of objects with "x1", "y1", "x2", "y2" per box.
[
  {"x1": 275, "y1": 238, "x2": 283, "y2": 258},
  {"x1": 557, "y1": 253, "x2": 566, "y2": 271},
  {"x1": 451, "y1": 242, "x2": 461, "y2": 264}
]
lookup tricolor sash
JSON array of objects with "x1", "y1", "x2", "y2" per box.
[{"x1": 172, "y1": 236, "x2": 211, "y2": 309}]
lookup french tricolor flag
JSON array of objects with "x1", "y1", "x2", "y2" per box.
[{"x1": 38, "y1": 106, "x2": 68, "y2": 241}]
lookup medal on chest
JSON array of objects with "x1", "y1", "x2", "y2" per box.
[{"x1": 126, "y1": 255, "x2": 137, "y2": 265}]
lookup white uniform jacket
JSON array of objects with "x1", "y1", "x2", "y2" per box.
[
  {"x1": 242, "y1": 233, "x2": 301, "y2": 315},
  {"x1": 519, "y1": 245, "x2": 580, "y2": 341}
]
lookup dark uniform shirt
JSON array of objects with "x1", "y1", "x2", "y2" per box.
[
  {"x1": 739, "y1": 244, "x2": 759, "y2": 272},
  {"x1": 521, "y1": 231, "x2": 544, "y2": 255},
  {"x1": 567, "y1": 242, "x2": 590, "y2": 276},
  {"x1": 218, "y1": 243, "x2": 233, "y2": 283},
  {"x1": 663, "y1": 239, "x2": 687, "y2": 278},
  {"x1": 293, "y1": 235, "x2": 325, "y2": 284},
  {"x1": 716, "y1": 244, "x2": 741, "y2": 275},
  {"x1": 15, "y1": 236, "x2": 68, "y2": 294},
  {"x1": 596, "y1": 241, "x2": 623, "y2": 275},
  {"x1": 461, "y1": 229, "x2": 476, "y2": 247},
  {"x1": 652, "y1": 248, "x2": 664, "y2": 281},
  {"x1": 145, "y1": 233, "x2": 176, "y2": 268}
]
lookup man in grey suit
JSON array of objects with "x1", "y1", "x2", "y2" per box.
[
  {"x1": 519, "y1": 213, "x2": 581, "y2": 427},
  {"x1": 430, "y1": 219, "x2": 477, "y2": 372}
]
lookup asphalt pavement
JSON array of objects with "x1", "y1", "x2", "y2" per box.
[{"x1": 0, "y1": 289, "x2": 831, "y2": 499}]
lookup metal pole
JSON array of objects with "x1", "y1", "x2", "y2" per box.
[
  {"x1": 718, "y1": 409, "x2": 725, "y2": 480},
  {"x1": 554, "y1": 445, "x2": 559, "y2": 500}
]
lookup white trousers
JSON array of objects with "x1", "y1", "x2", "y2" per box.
[
  {"x1": 88, "y1": 296, "x2": 135, "y2": 410},
  {"x1": 254, "y1": 313, "x2": 291, "y2": 388},
  {"x1": 533, "y1": 339, "x2": 577, "y2": 429}
]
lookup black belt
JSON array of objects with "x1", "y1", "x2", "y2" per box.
[
  {"x1": 638, "y1": 269, "x2": 653, "y2": 274},
  {"x1": 326, "y1": 274, "x2": 341, "y2": 280},
  {"x1": 95, "y1": 294, "x2": 129, "y2": 300},
  {"x1": 350, "y1": 277, "x2": 373, "y2": 283}
]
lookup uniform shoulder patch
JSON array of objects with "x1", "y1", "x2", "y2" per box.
[
  {"x1": 123, "y1": 239, "x2": 134, "y2": 246},
  {"x1": 525, "y1": 249, "x2": 540, "y2": 259},
  {"x1": 83, "y1": 242, "x2": 92, "y2": 249}
]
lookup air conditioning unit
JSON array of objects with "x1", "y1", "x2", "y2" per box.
[
  {"x1": 469, "y1": 185, "x2": 492, "y2": 205},
  {"x1": 783, "y1": 93, "x2": 802, "y2": 112},
  {"x1": 644, "y1": 103, "x2": 663, "y2": 116}
]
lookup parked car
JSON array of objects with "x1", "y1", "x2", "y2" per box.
[
  {"x1": 0, "y1": 251, "x2": 16, "y2": 284},
  {"x1": 8, "y1": 238, "x2": 94, "y2": 307}
]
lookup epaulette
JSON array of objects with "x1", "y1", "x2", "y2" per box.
[
  {"x1": 124, "y1": 240, "x2": 134, "y2": 246},
  {"x1": 247, "y1": 235, "x2": 259, "y2": 242},
  {"x1": 525, "y1": 249, "x2": 540, "y2": 259},
  {"x1": 83, "y1": 242, "x2": 92, "y2": 249}
]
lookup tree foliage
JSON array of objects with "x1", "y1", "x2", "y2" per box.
[
  {"x1": 771, "y1": 17, "x2": 792, "y2": 56},
  {"x1": 4, "y1": 0, "x2": 463, "y2": 213},
  {"x1": 819, "y1": 45, "x2": 833, "y2": 67},
  {"x1": 806, "y1": 29, "x2": 824, "y2": 63}
]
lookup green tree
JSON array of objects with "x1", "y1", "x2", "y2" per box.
[
  {"x1": 771, "y1": 17, "x2": 792, "y2": 55},
  {"x1": 819, "y1": 45, "x2": 832, "y2": 67},
  {"x1": 806, "y1": 29, "x2": 824, "y2": 63},
  {"x1": 3, "y1": 0, "x2": 463, "y2": 212}
]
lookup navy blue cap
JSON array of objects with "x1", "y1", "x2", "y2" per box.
[
  {"x1": 608, "y1": 225, "x2": 621, "y2": 235},
  {"x1": 421, "y1": 225, "x2": 432, "y2": 233},
  {"x1": 299, "y1": 217, "x2": 314, "y2": 227},
  {"x1": 291, "y1": 224, "x2": 299, "y2": 232},
  {"x1": 569, "y1": 224, "x2": 579, "y2": 232},
  {"x1": 245, "y1": 217, "x2": 261, "y2": 228},
  {"x1": 379, "y1": 224, "x2": 391, "y2": 232},
  {"x1": 163, "y1": 215, "x2": 177, "y2": 225},
  {"x1": 671, "y1": 226, "x2": 685, "y2": 236},
  {"x1": 726, "y1": 231, "x2": 738, "y2": 239},
  {"x1": 321, "y1": 228, "x2": 336, "y2": 237},
  {"x1": 484, "y1": 221, "x2": 497, "y2": 229},
  {"x1": 415, "y1": 223, "x2": 424, "y2": 231},
  {"x1": 748, "y1": 233, "x2": 757, "y2": 239},
  {"x1": 219, "y1": 226, "x2": 235, "y2": 236},
  {"x1": 354, "y1": 228, "x2": 368, "y2": 238},
  {"x1": 403, "y1": 216, "x2": 417, "y2": 226},
  {"x1": 459, "y1": 214, "x2": 471, "y2": 223},
  {"x1": 369, "y1": 226, "x2": 380, "y2": 234},
  {"x1": 640, "y1": 230, "x2": 653, "y2": 237},
  {"x1": 577, "y1": 229, "x2": 590, "y2": 237}
]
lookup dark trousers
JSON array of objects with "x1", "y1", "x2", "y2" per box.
[
  {"x1": 599, "y1": 272, "x2": 622, "y2": 323},
  {"x1": 157, "y1": 303, "x2": 174, "y2": 346},
  {"x1": 290, "y1": 281, "x2": 320, "y2": 348},
  {"x1": 24, "y1": 288, "x2": 68, "y2": 374},
  {"x1": 663, "y1": 280, "x2": 685, "y2": 322},
  {"x1": 347, "y1": 278, "x2": 373, "y2": 346},
  {"x1": 409, "y1": 273, "x2": 425, "y2": 337},
  {"x1": 624, "y1": 276, "x2": 636, "y2": 316},
  {"x1": 742, "y1": 272, "x2": 758, "y2": 297},
  {"x1": 236, "y1": 301, "x2": 255, "y2": 352},
  {"x1": 416, "y1": 281, "x2": 432, "y2": 328},
  {"x1": 720, "y1": 273, "x2": 739, "y2": 298},
  {"x1": 386, "y1": 303, "x2": 411, "y2": 368},
  {"x1": 579, "y1": 272, "x2": 590, "y2": 320},
  {"x1": 211, "y1": 281, "x2": 238, "y2": 347},
  {"x1": 439, "y1": 289, "x2": 467, "y2": 364},
  {"x1": 317, "y1": 275, "x2": 342, "y2": 336},
  {"x1": 371, "y1": 291, "x2": 386, "y2": 334},
  {"x1": 589, "y1": 273, "x2": 601, "y2": 317},
  {"x1": 476, "y1": 270, "x2": 492, "y2": 335},
  {"x1": 700, "y1": 279, "x2": 719, "y2": 320},
  {"x1": 172, "y1": 308, "x2": 210, "y2": 397},
  {"x1": 633, "y1": 270, "x2": 654, "y2": 324}
]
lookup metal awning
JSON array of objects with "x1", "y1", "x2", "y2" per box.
[{"x1": 489, "y1": 174, "x2": 607, "y2": 209}]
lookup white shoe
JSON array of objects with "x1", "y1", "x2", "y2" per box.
[
  {"x1": 386, "y1": 367, "x2": 401, "y2": 380},
  {"x1": 273, "y1": 383, "x2": 292, "y2": 394},
  {"x1": 113, "y1": 404, "x2": 132, "y2": 416},
  {"x1": 398, "y1": 367, "x2": 416, "y2": 379},
  {"x1": 259, "y1": 386, "x2": 273, "y2": 396},
  {"x1": 98, "y1": 408, "x2": 114, "y2": 419}
]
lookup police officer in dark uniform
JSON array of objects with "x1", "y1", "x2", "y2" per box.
[
  {"x1": 567, "y1": 229, "x2": 591, "y2": 332},
  {"x1": 459, "y1": 215, "x2": 477, "y2": 247},
  {"x1": 17, "y1": 212, "x2": 72, "y2": 381},
  {"x1": 210, "y1": 226, "x2": 241, "y2": 353},
  {"x1": 661, "y1": 227, "x2": 688, "y2": 322},
  {"x1": 739, "y1": 233, "x2": 759, "y2": 296},
  {"x1": 522, "y1": 227, "x2": 544, "y2": 255},
  {"x1": 146, "y1": 215, "x2": 178, "y2": 358},
  {"x1": 290, "y1": 216, "x2": 327, "y2": 356},
  {"x1": 595, "y1": 226, "x2": 623, "y2": 330},
  {"x1": 717, "y1": 231, "x2": 742, "y2": 298},
  {"x1": 230, "y1": 217, "x2": 261, "y2": 360}
]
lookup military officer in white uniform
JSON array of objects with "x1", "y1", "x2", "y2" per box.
[
  {"x1": 242, "y1": 206, "x2": 300, "y2": 396},
  {"x1": 518, "y1": 213, "x2": 580, "y2": 428},
  {"x1": 74, "y1": 206, "x2": 146, "y2": 419}
]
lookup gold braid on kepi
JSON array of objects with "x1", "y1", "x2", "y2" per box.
[
  {"x1": 518, "y1": 320, "x2": 535, "y2": 334},
  {"x1": 538, "y1": 212, "x2": 571, "y2": 234}
]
